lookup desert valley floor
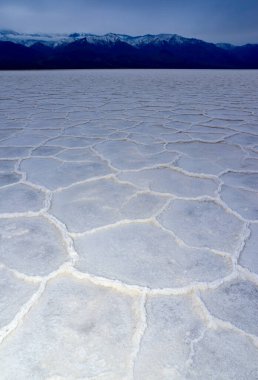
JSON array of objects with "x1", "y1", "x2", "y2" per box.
[{"x1": 0, "y1": 69, "x2": 258, "y2": 379}]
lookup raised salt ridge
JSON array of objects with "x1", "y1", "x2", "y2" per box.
[{"x1": 0, "y1": 69, "x2": 257, "y2": 379}]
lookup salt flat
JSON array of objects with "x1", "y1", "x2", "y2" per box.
[{"x1": 0, "y1": 69, "x2": 258, "y2": 379}]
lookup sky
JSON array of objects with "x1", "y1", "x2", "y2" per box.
[{"x1": 0, "y1": 0, "x2": 258, "y2": 45}]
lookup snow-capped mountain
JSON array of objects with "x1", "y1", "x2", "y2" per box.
[
  {"x1": 0, "y1": 30, "x2": 257, "y2": 69},
  {"x1": 0, "y1": 30, "x2": 200, "y2": 48},
  {"x1": 127, "y1": 34, "x2": 189, "y2": 46}
]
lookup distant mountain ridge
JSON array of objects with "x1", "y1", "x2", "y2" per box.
[
  {"x1": 0, "y1": 30, "x2": 257, "y2": 69},
  {"x1": 0, "y1": 30, "x2": 209, "y2": 47}
]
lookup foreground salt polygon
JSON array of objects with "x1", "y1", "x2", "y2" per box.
[{"x1": 0, "y1": 69, "x2": 257, "y2": 379}]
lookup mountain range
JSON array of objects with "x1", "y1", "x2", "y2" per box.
[{"x1": 0, "y1": 30, "x2": 258, "y2": 69}]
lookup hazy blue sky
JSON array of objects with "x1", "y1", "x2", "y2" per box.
[{"x1": 0, "y1": 0, "x2": 257, "y2": 44}]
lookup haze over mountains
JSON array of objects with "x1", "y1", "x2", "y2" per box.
[{"x1": 0, "y1": 30, "x2": 258, "y2": 69}]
